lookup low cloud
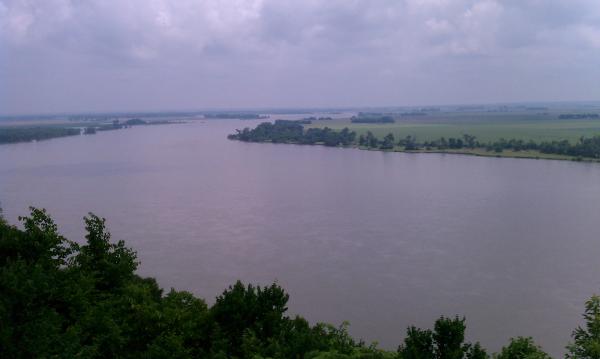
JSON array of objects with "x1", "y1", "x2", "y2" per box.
[{"x1": 1, "y1": 0, "x2": 599, "y2": 114}]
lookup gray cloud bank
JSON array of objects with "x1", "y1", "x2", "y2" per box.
[{"x1": 1, "y1": 0, "x2": 599, "y2": 114}]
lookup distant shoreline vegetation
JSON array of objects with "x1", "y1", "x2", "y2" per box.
[
  {"x1": 303, "y1": 116, "x2": 334, "y2": 121},
  {"x1": 0, "y1": 127, "x2": 80, "y2": 144},
  {"x1": 228, "y1": 120, "x2": 356, "y2": 146},
  {"x1": 203, "y1": 113, "x2": 269, "y2": 120},
  {"x1": 351, "y1": 114, "x2": 395, "y2": 124},
  {"x1": 350, "y1": 111, "x2": 432, "y2": 124},
  {"x1": 83, "y1": 118, "x2": 154, "y2": 134},
  {"x1": 228, "y1": 120, "x2": 600, "y2": 161},
  {"x1": 558, "y1": 113, "x2": 599, "y2": 119},
  {"x1": 1, "y1": 118, "x2": 182, "y2": 144}
]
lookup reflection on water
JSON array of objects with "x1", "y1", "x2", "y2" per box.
[{"x1": 1, "y1": 120, "x2": 600, "y2": 356}]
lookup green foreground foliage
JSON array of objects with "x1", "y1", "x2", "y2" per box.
[
  {"x1": 0, "y1": 208, "x2": 599, "y2": 358},
  {"x1": 496, "y1": 337, "x2": 552, "y2": 359}
]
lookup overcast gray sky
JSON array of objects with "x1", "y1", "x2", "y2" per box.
[{"x1": 1, "y1": 0, "x2": 600, "y2": 115}]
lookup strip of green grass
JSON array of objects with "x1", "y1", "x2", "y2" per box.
[{"x1": 307, "y1": 112, "x2": 600, "y2": 143}]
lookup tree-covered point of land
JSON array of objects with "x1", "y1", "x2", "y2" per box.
[
  {"x1": 229, "y1": 121, "x2": 600, "y2": 159},
  {"x1": 228, "y1": 120, "x2": 356, "y2": 147},
  {"x1": 0, "y1": 127, "x2": 80, "y2": 144},
  {"x1": 1, "y1": 208, "x2": 599, "y2": 358}
]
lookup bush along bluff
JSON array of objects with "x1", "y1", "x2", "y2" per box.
[{"x1": 2, "y1": 208, "x2": 600, "y2": 358}]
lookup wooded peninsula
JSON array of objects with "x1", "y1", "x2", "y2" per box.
[{"x1": 228, "y1": 120, "x2": 600, "y2": 161}]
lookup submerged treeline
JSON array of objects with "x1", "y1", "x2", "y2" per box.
[
  {"x1": 228, "y1": 121, "x2": 600, "y2": 159},
  {"x1": 1, "y1": 208, "x2": 600, "y2": 358},
  {"x1": 0, "y1": 127, "x2": 80, "y2": 144}
]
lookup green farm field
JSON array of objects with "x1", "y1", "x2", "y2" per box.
[{"x1": 306, "y1": 110, "x2": 600, "y2": 143}]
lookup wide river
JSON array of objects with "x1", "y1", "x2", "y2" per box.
[{"x1": 1, "y1": 119, "x2": 600, "y2": 356}]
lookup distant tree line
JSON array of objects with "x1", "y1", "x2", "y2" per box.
[
  {"x1": 358, "y1": 132, "x2": 600, "y2": 159},
  {"x1": 400, "y1": 112, "x2": 427, "y2": 117},
  {"x1": 456, "y1": 106, "x2": 486, "y2": 111},
  {"x1": 351, "y1": 115, "x2": 395, "y2": 124},
  {"x1": 2, "y1": 207, "x2": 600, "y2": 358},
  {"x1": 83, "y1": 119, "x2": 149, "y2": 135},
  {"x1": 204, "y1": 113, "x2": 269, "y2": 120},
  {"x1": 303, "y1": 116, "x2": 334, "y2": 121},
  {"x1": 0, "y1": 127, "x2": 80, "y2": 144},
  {"x1": 558, "y1": 114, "x2": 599, "y2": 120},
  {"x1": 358, "y1": 132, "x2": 479, "y2": 152},
  {"x1": 350, "y1": 112, "x2": 429, "y2": 123},
  {"x1": 2, "y1": 118, "x2": 172, "y2": 143},
  {"x1": 228, "y1": 120, "x2": 356, "y2": 146},
  {"x1": 420, "y1": 107, "x2": 441, "y2": 112},
  {"x1": 125, "y1": 118, "x2": 147, "y2": 126}
]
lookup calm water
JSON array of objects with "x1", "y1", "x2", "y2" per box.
[{"x1": 1, "y1": 120, "x2": 600, "y2": 356}]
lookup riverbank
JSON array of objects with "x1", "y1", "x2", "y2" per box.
[
  {"x1": 228, "y1": 119, "x2": 600, "y2": 163},
  {"x1": 371, "y1": 146, "x2": 599, "y2": 162},
  {"x1": 252, "y1": 141, "x2": 600, "y2": 163},
  {"x1": 0, "y1": 126, "x2": 81, "y2": 144},
  {"x1": 0, "y1": 119, "x2": 187, "y2": 145},
  {"x1": 230, "y1": 138, "x2": 600, "y2": 163}
]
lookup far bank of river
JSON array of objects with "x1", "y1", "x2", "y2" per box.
[
  {"x1": 362, "y1": 146, "x2": 599, "y2": 162},
  {"x1": 228, "y1": 120, "x2": 600, "y2": 163}
]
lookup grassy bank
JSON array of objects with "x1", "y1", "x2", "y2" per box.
[
  {"x1": 306, "y1": 110, "x2": 600, "y2": 143},
  {"x1": 230, "y1": 116, "x2": 600, "y2": 163}
]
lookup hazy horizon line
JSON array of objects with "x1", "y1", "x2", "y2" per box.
[{"x1": 2, "y1": 99, "x2": 600, "y2": 119}]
